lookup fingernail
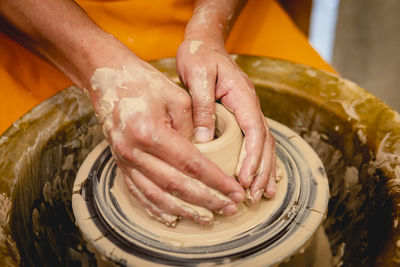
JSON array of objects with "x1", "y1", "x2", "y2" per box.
[
  {"x1": 222, "y1": 204, "x2": 237, "y2": 215},
  {"x1": 194, "y1": 127, "x2": 213, "y2": 143},
  {"x1": 228, "y1": 192, "x2": 244, "y2": 203},
  {"x1": 264, "y1": 177, "x2": 276, "y2": 198},
  {"x1": 253, "y1": 189, "x2": 264, "y2": 202}
]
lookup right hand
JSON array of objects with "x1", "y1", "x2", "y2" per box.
[{"x1": 87, "y1": 53, "x2": 245, "y2": 226}]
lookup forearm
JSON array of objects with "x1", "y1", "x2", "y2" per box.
[
  {"x1": 0, "y1": 0, "x2": 131, "y2": 89},
  {"x1": 185, "y1": 0, "x2": 246, "y2": 44}
]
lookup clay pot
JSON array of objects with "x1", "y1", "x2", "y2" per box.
[{"x1": 0, "y1": 55, "x2": 399, "y2": 266}]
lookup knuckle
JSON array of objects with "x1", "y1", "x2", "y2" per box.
[
  {"x1": 144, "y1": 189, "x2": 160, "y2": 205},
  {"x1": 112, "y1": 141, "x2": 128, "y2": 160},
  {"x1": 193, "y1": 104, "x2": 213, "y2": 114},
  {"x1": 127, "y1": 186, "x2": 137, "y2": 196},
  {"x1": 111, "y1": 140, "x2": 142, "y2": 166},
  {"x1": 165, "y1": 180, "x2": 180, "y2": 195},
  {"x1": 132, "y1": 125, "x2": 156, "y2": 147},
  {"x1": 126, "y1": 180, "x2": 139, "y2": 196},
  {"x1": 192, "y1": 105, "x2": 214, "y2": 122},
  {"x1": 130, "y1": 148, "x2": 142, "y2": 163},
  {"x1": 181, "y1": 157, "x2": 203, "y2": 176},
  {"x1": 203, "y1": 198, "x2": 225, "y2": 211}
]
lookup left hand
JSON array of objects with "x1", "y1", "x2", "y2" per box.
[{"x1": 176, "y1": 36, "x2": 276, "y2": 204}]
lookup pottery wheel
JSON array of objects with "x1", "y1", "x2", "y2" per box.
[{"x1": 72, "y1": 118, "x2": 329, "y2": 266}]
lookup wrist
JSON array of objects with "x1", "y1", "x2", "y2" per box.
[
  {"x1": 183, "y1": 28, "x2": 225, "y2": 49},
  {"x1": 68, "y1": 30, "x2": 141, "y2": 90},
  {"x1": 184, "y1": 0, "x2": 246, "y2": 47}
]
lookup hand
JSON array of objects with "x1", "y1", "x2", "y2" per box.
[
  {"x1": 0, "y1": 0, "x2": 246, "y2": 226},
  {"x1": 176, "y1": 37, "x2": 276, "y2": 204},
  {"x1": 88, "y1": 52, "x2": 245, "y2": 226}
]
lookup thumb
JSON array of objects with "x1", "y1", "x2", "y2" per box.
[{"x1": 187, "y1": 66, "x2": 216, "y2": 143}]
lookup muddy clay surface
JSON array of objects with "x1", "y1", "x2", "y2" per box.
[{"x1": 1, "y1": 56, "x2": 400, "y2": 266}]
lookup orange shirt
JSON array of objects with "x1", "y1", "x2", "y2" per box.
[{"x1": 0, "y1": 0, "x2": 334, "y2": 134}]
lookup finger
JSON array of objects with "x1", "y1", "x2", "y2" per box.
[
  {"x1": 215, "y1": 64, "x2": 267, "y2": 189},
  {"x1": 165, "y1": 88, "x2": 194, "y2": 140},
  {"x1": 249, "y1": 129, "x2": 275, "y2": 204},
  {"x1": 134, "y1": 126, "x2": 245, "y2": 203},
  {"x1": 220, "y1": 91, "x2": 266, "y2": 189},
  {"x1": 122, "y1": 170, "x2": 178, "y2": 226},
  {"x1": 124, "y1": 168, "x2": 215, "y2": 225},
  {"x1": 127, "y1": 147, "x2": 237, "y2": 214},
  {"x1": 187, "y1": 65, "x2": 217, "y2": 143},
  {"x1": 264, "y1": 139, "x2": 277, "y2": 198}
]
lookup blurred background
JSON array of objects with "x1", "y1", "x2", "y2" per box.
[{"x1": 279, "y1": 0, "x2": 400, "y2": 111}]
